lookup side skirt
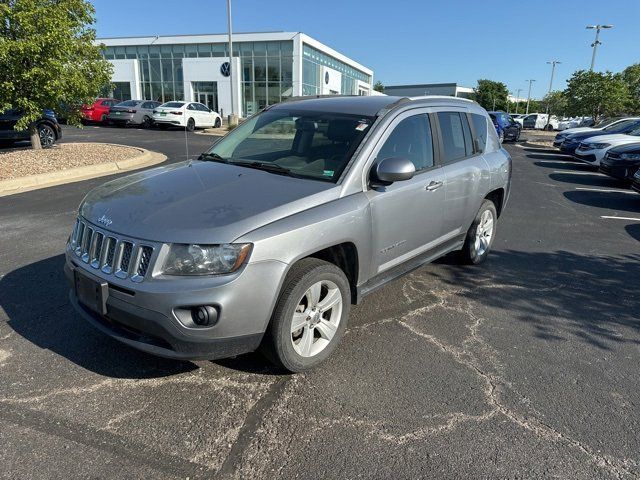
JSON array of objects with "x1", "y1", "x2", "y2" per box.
[{"x1": 355, "y1": 234, "x2": 465, "y2": 304}]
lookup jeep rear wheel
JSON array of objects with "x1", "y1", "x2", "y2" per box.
[
  {"x1": 459, "y1": 200, "x2": 497, "y2": 265},
  {"x1": 262, "y1": 258, "x2": 350, "y2": 372}
]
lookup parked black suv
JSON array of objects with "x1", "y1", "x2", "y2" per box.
[{"x1": 0, "y1": 109, "x2": 62, "y2": 147}]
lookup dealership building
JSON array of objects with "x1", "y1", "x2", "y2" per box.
[{"x1": 98, "y1": 31, "x2": 374, "y2": 118}]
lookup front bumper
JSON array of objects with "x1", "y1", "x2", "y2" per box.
[
  {"x1": 573, "y1": 151, "x2": 599, "y2": 165},
  {"x1": 559, "y1": 143, "x2": 578, "y2": 154},
  {"x1": 65, "y1": 252, "x2": 287, "y2": 361},
  {"x1": 599, "y1": 163, "x2": 639, "y2": 181}
]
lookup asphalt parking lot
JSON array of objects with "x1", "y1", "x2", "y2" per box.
[{"x1": 0, "y1": 129, "x2": 639, "y2": 479}]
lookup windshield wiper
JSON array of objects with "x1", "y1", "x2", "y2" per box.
[
  {"x1": 230, "y1": 160, "x2": 299, "y2": 178},
  {"x1": 198, "y1": 152, "x2": 229, "y2": 163}
]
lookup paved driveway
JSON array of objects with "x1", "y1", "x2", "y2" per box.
[{"x1": 0, "y1": 130, "x2": 638, "y2": 479}]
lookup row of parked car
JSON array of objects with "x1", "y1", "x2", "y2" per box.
[
  {"x1": 81, "y1": 98, "x2": 222, "y2": 131},
  {"x1": 553, "y1": 116, "x2": 640, "y2": 191}
]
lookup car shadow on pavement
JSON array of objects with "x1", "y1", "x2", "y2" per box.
[
  {"x1": 625, "y1": 224, "x2": 640, "y2": 242},
  {"x1": 563, "y1": 190, "x2": 640, "y2": 214},
  {"x1": 527, "y1": 154, "x2": 582, "y2": 162},
  {"x1": 433, "y1": 249, "x2": 640, "y2": 350},
  {"x1": 0, "y1": 254, "x2": 199, "y2": 379},
  {"x1": 551, "y1": 173, "x2": 628, "y2": 188}
]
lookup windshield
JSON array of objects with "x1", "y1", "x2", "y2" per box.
[
  {"x1": 162, "y1": 102, "x2": 185, "y2": 108},
  {"x1": 595, "y1": 117, "x2": 620, "y2": 128},
  {"x1": 605, "y1": 120, "x2": 638, "y2": 133},
  {"x1": 204, "y1": 109, "x2": 375, "y2": 182}
]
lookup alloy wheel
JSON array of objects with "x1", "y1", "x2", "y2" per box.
[
  {"x1": 38, "y1": 125, "x2": 55, "y2": 148},
  {"x1": 474, "y1": 209, "x2": 494, "y2": 257},
  {"x1": 290, "y1": 280, "x2": 342, "y2": 358}
]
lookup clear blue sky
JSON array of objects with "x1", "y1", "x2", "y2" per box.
[{"x1": 90, "y1": 0, "x2": 640, "y2": 100}]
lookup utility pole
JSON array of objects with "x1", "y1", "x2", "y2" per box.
[
  {"x1": 525, "y1": 80, "x2": 535, "y2": 114},
  {"x1": 586, "y1": 24, "x2": 613, "y2": 71},
  {"x1": 545, "y1": 61, "x2": 561, "y2": 123},
  {"x1": 226, "y1": 0, "x2": 238, "y2": 126},
  {"x1": 515, "y1": 88, "x2": 522, "y2": 114}
]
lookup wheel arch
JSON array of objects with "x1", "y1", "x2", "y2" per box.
[{"x1": 485, "y1": 188, "x2": 505, "y2": 217}]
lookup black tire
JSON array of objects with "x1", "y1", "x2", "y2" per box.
[
  {"x1": 214, "y1": 117, "x2": 221, "y2": 128},
  {"x1": 142, "y1": 116, "x2": 153, "y2": 129},
  {"x1": 186, "y1": 117, "x2": 195, "y2": 132},
  {"x1": 37, "y1": 123, "x2": 56, "y2": 148},
  {"x1": 261, "y1": 258, "x2": 351, "y2": 372},
  {"x1": 100, "y1": 114, "x2": 108, "y2": 123},
  {"x1": 459, "y1": 200, "x2": 498, "y2": 265}
]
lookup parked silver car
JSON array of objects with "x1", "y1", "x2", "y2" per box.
[
  {"x1": 107, "y1": 100, "x2": 162, "y2": 128},
  {"x1": 65, "y1": 95, "x2": 511, "y2": 372}
]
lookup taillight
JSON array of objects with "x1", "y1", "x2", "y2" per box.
[
  {"x1": 170, "y1": 111, "x2": 182, "y2": 115},
  {"x1": 125, "y1": 109, "x2": 136, "y2": 113}
]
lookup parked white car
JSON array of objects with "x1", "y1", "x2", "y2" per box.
[
  {"x1": 153, "y1": 101, "x2": 222, "y2": 131},
  {"x1": 522, "y1": 113, "x2": 559, "y2": 130},
  {"x1": 573, "y1": 127, "x2": 640, "y2": 166},
  {"x1": 557, "y1": 117, "x2": 583, "y2": 131}
]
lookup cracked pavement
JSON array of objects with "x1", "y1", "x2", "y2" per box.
[{"x1": 0, "y1": 129, "x2": 639, "y2": 479}]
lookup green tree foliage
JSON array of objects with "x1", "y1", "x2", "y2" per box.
[
  {"x1": 473, "y1": 79, "x2": 509, "y2": 111},
  {"x1": 620, "y1": 63, "x2": 640, "y2": 114},
  {"x1": 373, "y1": 80, "x2": 385, "y2": 93},
  {"x1": 0, "y1": 0, "x2": 112, "y2": 148},
  {"x1": 542, "y1": 90, "x2": 568, "y2": 117},
  {"x1": 564, "y1": 70, "x2": 629, "y2": 121}
]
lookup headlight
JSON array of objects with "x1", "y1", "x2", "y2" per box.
[
  {"x1": 587, "y1": 143, "x2": 610, "y2": 150},
  {"x1": 620, "y1": 153, "x2": 640, "y2": 161},
  {"x1": 162, "y1": 243, "x2": 252, "y2": 276}
]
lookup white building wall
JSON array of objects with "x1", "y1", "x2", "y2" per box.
[
  {"x1": 109, "y1": 59, "x2": 141, "y2": 99},
  {"x1": 182, "y1": 57, "x2": 241, "y2": 117},
  {"x1": 319, "y1": 66, "x2": 342, "y2": 94},
  {"x1": 292, "y1": 33, "x2": 303, "y2": 97}
]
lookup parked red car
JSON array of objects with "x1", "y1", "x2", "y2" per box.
[{"x1": 81, "y1": 98, "x2": 120, "y2": 123}]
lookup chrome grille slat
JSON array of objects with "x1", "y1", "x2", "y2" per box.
[{"x1": 69, "y1": 217, "x2": 155, "y2": 282}]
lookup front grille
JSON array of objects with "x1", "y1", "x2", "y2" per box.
[{"x1": 70, "y1": 218, "x2": 155, "y2": 282}]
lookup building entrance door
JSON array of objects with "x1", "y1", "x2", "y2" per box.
[{"x1": 192, "y1": 82, "x2": 218, "y2": 112}]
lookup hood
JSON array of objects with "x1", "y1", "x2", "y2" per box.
[
  {"x1": 608, "y1": 142, "x2": 640, "y2": 155},
  {"x1": 80, "y1": 161, "x2": 339, "y2": 244},
  {"x1": 560, "y1": 127, "x2": 597, "y2": 135},
  {"x1": 582, "y1": 134, "x2": 640, "y2": 146}
]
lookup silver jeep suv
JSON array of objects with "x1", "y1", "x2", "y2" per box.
[{"x1": 65, "y1": 95, "x2": 511, "y2": 372}]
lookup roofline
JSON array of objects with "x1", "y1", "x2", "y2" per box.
[
  {"x1": 299, "y1": 33, "x2": 373, "y2": 77},
  {"x1": 95, "y1": 31, "x2": 373, "y2": 77},
  {"x1": 385, "y1": 82, "x2": 473, "y2": 90}
]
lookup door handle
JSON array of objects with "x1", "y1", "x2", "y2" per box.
[{"x1": 425, "y1": 181, "x2": 443, "y2": 191}]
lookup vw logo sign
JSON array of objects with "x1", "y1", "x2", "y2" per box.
[
  {"x1": 220, "y1": 61, "x2": 231, "y2": 77},
  {"x1": 324, "y1": 71, "x2": 329, "y2": 85}
]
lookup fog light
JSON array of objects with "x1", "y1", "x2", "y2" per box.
[{"x1": 191, "y1": 306, "x2": 218, "y2": 326}]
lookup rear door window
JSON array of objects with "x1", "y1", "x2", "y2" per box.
[{"x1": 437, "y1": 112, "x2": 471, "y2": 163}]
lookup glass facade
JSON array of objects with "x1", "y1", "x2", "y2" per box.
[
  {"x1": 302, "y1": 44, "x2": 371, "y2": 96},
  {"x1": 102, "y1": 41, "x2": 294, "y2": 115}
]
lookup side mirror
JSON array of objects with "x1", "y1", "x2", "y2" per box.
[{"x1": 371, "y1": 157, "x2": 415, "y2": 185}]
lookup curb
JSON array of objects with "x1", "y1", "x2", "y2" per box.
[
  {"x1": 194, "y1": 129, "x2": 226, "y2": 137},
  {"x1": 0, "y1": 143, "x2": 167, "y2": 197}
]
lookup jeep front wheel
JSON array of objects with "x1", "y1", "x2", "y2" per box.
[{"x1": 262, "y1": 258, "x2": 350, "y2": 372}]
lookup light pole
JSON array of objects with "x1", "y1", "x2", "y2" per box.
[
  {"x1": 586, "y1": 24, "x2": 613, "y2": 71},
  {"x1": 515, "y1": 88, "x2": 522, "y2": 114},
  {"x1": 545, "y1": 61, "x2": 561, "y2": 122},
  {"x1": 525, "y1": 79, "x2": 536, "y2": 114},
  {"x1": 226, "y1": 0, "x2": 238, "y2": 125}
]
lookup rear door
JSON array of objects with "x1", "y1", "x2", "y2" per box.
[
  {"x1": 366, "y1": 109, "x2": 446, "y2": 275},
  {"x1": 435, "y1": 110, "x2": 488, "y2": 237}
]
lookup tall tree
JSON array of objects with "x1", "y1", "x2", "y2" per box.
[
  {"x1": 373, "y1": 81, "x2": 385, "y2": 93},
  {"x1": 620, "y1": 63, "x2": 640, "y2": 114},
  {"x1": 473, "y1": 79, "x2": 509, "y2": 111},
  {"x1": 564, "y1": 70, "x2": 629, "y2": 121},
  {"x1": 0, "y1": 0, "x2": 112, "y2": 149},
  {"x1": 542, "y1": 90, "x2": 568, "y2": 117}
]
